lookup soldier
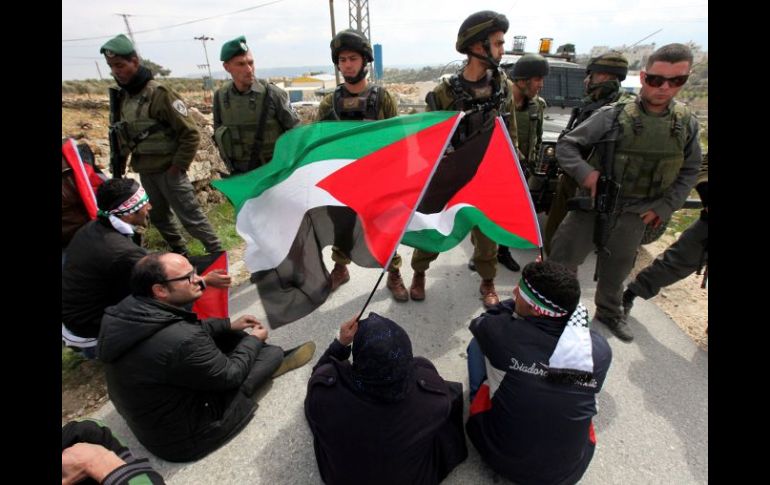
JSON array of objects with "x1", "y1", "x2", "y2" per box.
[
  {"x1": 497, "y1": 53, "x2": 549, "y2": 272},
  {"x1": 543, "y1": 51, "x2": 632, "y2": 255},
  {"x1": 316, "y1": 29, "x2": 409, "y2": 302},
  {"x1": 549, "y1": 43, "x2": 701, "y2": 343},
  {"x1": 622, "y1": 153, "x2": 708, "y2": 323},
  {"x1": 213, "y1": 35, "x2": 299, "y2": 175},
  {"x1": 410, "y1": 10, "x2": 518, "y2": 308},
  {"x1": 100, "y1": 34, "x2": 222, "y2": 256}
]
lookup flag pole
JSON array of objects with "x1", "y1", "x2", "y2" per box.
[{"x1": 355, "y1": 112, "x2": 466, "y2": 321}]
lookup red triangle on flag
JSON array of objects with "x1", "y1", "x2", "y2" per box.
[
  {"x1": 316, "y1": 114, "x2": 460, "y2": 266},
  {"x1": 447, "y1": 118, "x2": 542, "y2": 247}
]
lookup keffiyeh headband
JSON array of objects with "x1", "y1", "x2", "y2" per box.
[
  {"x1": 97, "y1": 186, "x2": 149, "y2": 217},
  {"x1": 517, "y1": 278, "x2": 594, "y2": 383}
]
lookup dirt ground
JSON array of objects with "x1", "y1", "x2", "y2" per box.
[{"x1": 631, "y1": 235, "x2": 708, "y2": 350}]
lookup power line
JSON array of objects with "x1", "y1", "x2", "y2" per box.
[{"x1": 62, "y1": 0, "x2": 286, "y2": 43}]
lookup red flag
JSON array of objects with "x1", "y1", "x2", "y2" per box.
[
  {"x1": 316, "y1": 114, "x2": 460, "y2": 267},
  {"x1": 191, "y1": 251, "x2": 230, "y2": 319},
  {"x1": 62, "y1": 138, "x2": 102, "y2": 220}
]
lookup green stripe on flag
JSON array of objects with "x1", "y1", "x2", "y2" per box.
[
  {"x1": 212, "y1": 111, "x2": 457, "y2": 213},
  {"x1": 402, "y1": 206, "x2": 539, "y2": 252}
]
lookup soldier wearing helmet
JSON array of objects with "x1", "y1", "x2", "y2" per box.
[
  {"x1": 316, "y1": 29, "x2": 407, "y2": 302},
  {"x1": 316, "y1": 29, "x2": 398, "y2": 122},
  {"x1": 543, "y1": 51, "x2": 634, "y2": 255},
  {"x1": 409, "y1": 10, "x2": 518, "y2": 309},
  {"x1": 212, "y1": 35, "x2": 300, "y2": 175},
  {"x1": 495, "y1": 53, "x2": 550, "y2": 273}
]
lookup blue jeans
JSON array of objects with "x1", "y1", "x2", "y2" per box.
[{"x1": 467, "y1": 338, "x2": 487, "y2": 402}]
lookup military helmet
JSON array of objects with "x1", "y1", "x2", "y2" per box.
[
  {"x1": 331, "y1": 29, "x2": 374, "y2": 64},
  {"x1": 455, "y1": 10, "x2": 509, "y2": 54},
  {"x1": 513, "y1": 53, "x2": 550, "y2": 80},
  {"x1": 586, "y1": 51, "x2": 629, "y2": 81}
]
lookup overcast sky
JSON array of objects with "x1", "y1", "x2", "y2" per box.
[{"x1": 62, "y1": 0, "x2": 707, "y2": 81}]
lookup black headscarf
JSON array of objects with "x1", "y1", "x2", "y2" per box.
[{"x1": 348, "y1": 312, "x2": 415, "y2": 403}]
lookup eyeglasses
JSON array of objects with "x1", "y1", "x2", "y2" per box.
[
  {"x1": 162, "y1": 269, "x2": 197, "y2": 284},
  {"x1": 644, "y1": 73, "x2": 689, "y2": 88}
]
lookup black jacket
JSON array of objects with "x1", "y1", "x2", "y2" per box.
[
  {"x1": 62, "y1": 219, "x2": 147, "y2": 337},
  {"x1": 305, "y1": 340, "x2": 468, "y2": 485},
  {"x1": 98, "y1": 295, "x2": 266, "y2": 462},
  {"x1": 466, "y1": 300, "x2": 612, "y2": 485}
]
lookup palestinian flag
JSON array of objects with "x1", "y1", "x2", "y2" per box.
[
  {"x1": 62, "y1": 138, "x2": 104, "y2": 219},
  {"x1": 404, "y1": 116, "x2": 541, "y2": 252},
  {"x1": 190, "y1": 251, "x2": 230, "y2": 319},
  {"x1": 213, "y1": 112, "x2": 539, "y2": 326}
]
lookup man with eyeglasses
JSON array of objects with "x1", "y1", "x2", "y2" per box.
[
  {"x1": 549, "y1": 43, "x2": 702, "y2": 343},
  {"x1": 62, "y1": 178, "x2": 231, "y2": 356},
  {"x1": 97, "y1": 252, "x2": 316, "y2": 462}
]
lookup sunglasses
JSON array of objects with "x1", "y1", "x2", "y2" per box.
[
  {"x1": 644, "y1": 73, "x2": 689, "y2": 88},
  {"x1": 162, "y1": 268, "x2": 197, "y2": 284}
]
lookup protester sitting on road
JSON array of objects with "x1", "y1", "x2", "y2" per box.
[
  {"x1": 466, "y1": 260, "x2": 612, "y2": 484},
  {"x1": 62, "y1": 419, "x2": 165, "y2": 485},
  {"x1": 98, "y1": 252, "x2": 316, "y2": 462},
  {"x1": 62, "y1": 178, "x2": 231, "y2": 357},
  {"x1": 305, "y1": 313, "x2": 467, "y2": 485}
]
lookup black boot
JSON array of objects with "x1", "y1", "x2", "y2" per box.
[{"x1": 497, "y1": 246, "x2": 521, "y2": 272}]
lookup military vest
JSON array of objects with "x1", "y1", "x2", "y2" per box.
[
  {"x1": 117, "y1": 80, "x2": 177, "y2": 156},
  {"x1": 435, "y1": 71, "x2": 513, "y2": 145},
  {"x1": 592, "y1": 99, "x2": 692, "y2": 199},
  {"x1": 515, "y1": 96, "x2": 544, "y2": 172},
  {"x1": 324, "y1": 85, "x2": 383, "y2": 121},
  {"x1": 214, "y1": 80, "x2": 284, "y2": 169}
]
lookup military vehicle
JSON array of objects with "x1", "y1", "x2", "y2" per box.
[{"x1": 499, "y1": 37, "x2": 584, "y2": 214}]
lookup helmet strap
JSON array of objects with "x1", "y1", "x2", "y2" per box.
[{"x1": 343, "y1": 64, "x2": 368, "y2": 84}]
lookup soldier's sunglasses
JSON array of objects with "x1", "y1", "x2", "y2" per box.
[{"x1": 644, "y1": 74, "x2": 689, "y2": 88}]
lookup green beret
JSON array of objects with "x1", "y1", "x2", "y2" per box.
[
  {"x1": 100, "y1": 34, "x2": 135, "y2": 57},
  {"x1": 220, "y1": 36, "x2": 249, "y2": 62}
]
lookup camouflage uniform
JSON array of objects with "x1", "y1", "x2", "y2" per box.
[
  {"x1": 316, "y1": 84, "x2": 398, "y2": 121},
  {"x1": 316, "y1": 84, "x2": 402, "y2": 271},
  {"x1": 411, "y1": 70, "x2": 518, "y2": 281},
  {"x1": 550, "y1": 97, "x2": 701, "y2": 329}
]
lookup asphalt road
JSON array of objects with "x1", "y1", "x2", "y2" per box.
[{"x1": 90, "y1": 240, "x2": 708, "y2": 484}]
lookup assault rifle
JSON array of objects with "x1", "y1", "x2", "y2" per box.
[{"x1": 108, "y1": 87, "x2": 128, "y2": 178}]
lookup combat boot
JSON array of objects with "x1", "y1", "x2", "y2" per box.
[
  {"x1": 480, "y1": 279, "x2": 500, "y2": 308},
  {"x1": 497, "y1": 246, "x2": 521, "y2": 272},
  {"x1": 329, "y1": 263, "x2": 350, "y2": 292},
  {"x1": 410, "y1": 271, "x2": 426, "y2": 301},
  {"x1": 597, "y1": 315, "x2": 634, "y2": 343},
  {"x1": 387, "y1": 269, "x2": 409, "y2": 302}
]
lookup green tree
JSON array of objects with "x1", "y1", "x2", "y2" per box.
[{"x1": 142, "y1": 58, "x2": 171, "y2": 77}]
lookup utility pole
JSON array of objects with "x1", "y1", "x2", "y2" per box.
[
  {"x1": 347, "y1": 0, "x2": 374, "y2": 81},
  {"x1": 95, "y1": 61, "x2": 104, "y2": 80},
  {"x1": 348, "y1": 0, "x2": 371, "y2": 41},
  {"x1": 194, "y1": 35, "x2": 215, "y2": 103},
  {"x1": 328, "y1": 0, "x2": 340, "y2": 85},
  {"x1": 115, "y1": 13, "x2": 138, "y2": 51}
]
